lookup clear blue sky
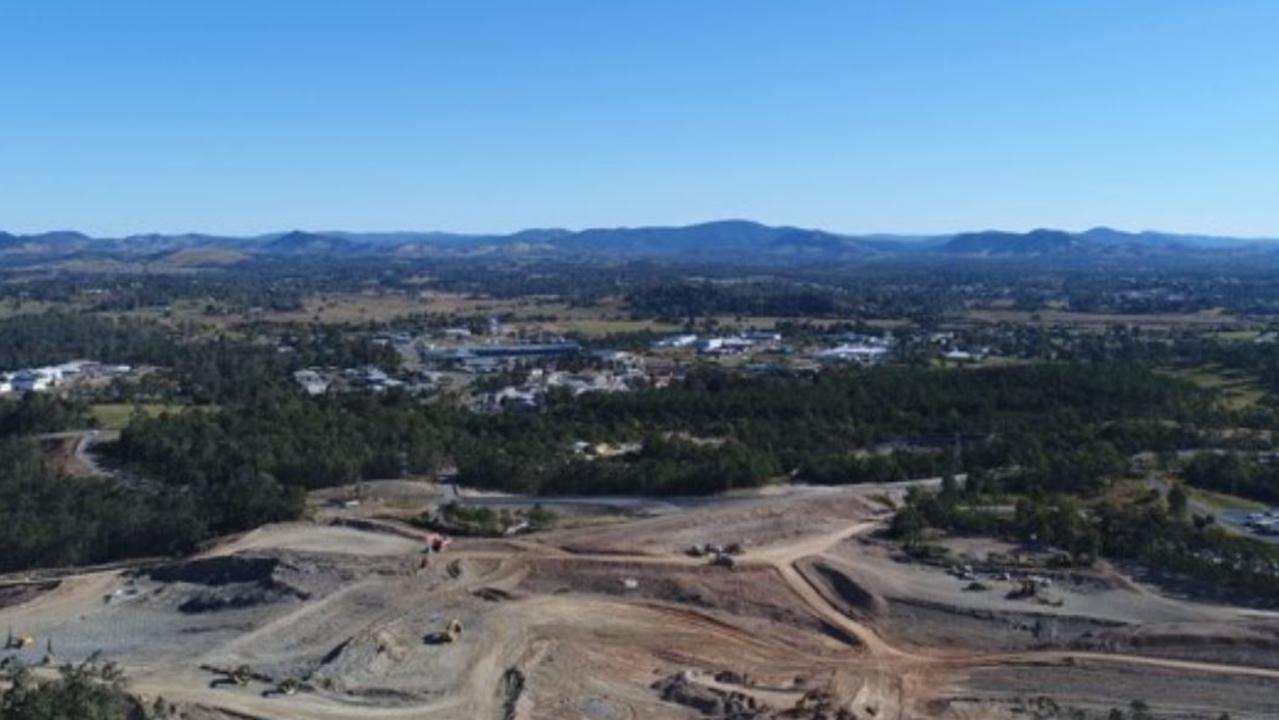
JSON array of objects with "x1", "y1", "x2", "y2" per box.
[{"x1": 3, "y1": 1, "x2": 1278, "y2": 237}]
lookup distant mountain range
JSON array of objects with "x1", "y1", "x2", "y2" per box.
[{"x1": 2, "y1": 221, "x2": 1276, "y2": 268}]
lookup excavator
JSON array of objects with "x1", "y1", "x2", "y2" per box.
[
  {"x1": 426, "y1": 618, "x2": 464, "y2": 644},
  {"x1": 5, "y1": 626, "x2": 34, "y2": 650}
]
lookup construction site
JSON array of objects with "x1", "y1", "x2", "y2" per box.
[{"x1": 3, "y1": 479, "x2": 1279, "y2": 720}]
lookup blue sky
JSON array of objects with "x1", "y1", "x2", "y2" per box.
[{"x1": 2, "y1": 1, "x2": 1278, "y2": 237}]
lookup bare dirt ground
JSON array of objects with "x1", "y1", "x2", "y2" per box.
[{"x1": 4, "y1": 480, "x2": 1279, "y2": 719}]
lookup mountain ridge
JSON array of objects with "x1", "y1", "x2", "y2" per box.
[{"x1": 1, "y1": 221, "x2": 1275, "y2": 267}]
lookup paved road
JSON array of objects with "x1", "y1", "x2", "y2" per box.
[
  {"x1": 1148, "y1": 476, "x2": 1279, "y2": 545},
  {"x1": 1218, "y1": 508, "x2": 1279, "y2": 545}
]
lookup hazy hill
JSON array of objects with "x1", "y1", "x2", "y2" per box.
[
  {"x1": 1, "y1": 221, "x2": 1276, "y2": 267},
  {"x1": 940, "y1": 229, "x2": 1084, "y2": 256}
]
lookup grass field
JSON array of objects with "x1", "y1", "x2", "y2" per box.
[
  {"x1": 1212, "y1": 329, "x2": 1263, "y2": 342},
  {"x1": 556, "y1": 319, "x2": 682, "y2": 337},
  {"x1": 965, "y1": 307, "x2": 1240, "y2": 328},
  {"x1": 1185, "y1": 485, "x2": 1268, "y2": 512},
  {"x1": 90, "y1": 403, "x2": 180, "y2": 430},
  {"x1": 1158, "y1": 365, "x2": 1266, "y2": 410}
]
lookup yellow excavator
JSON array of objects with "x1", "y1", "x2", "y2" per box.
[
  {"x1": 5, "y1": 626, "x2": 34, "y2": 650},
  {"x1": 427, "y1": 618, "x2": 464, "y2": 644}
]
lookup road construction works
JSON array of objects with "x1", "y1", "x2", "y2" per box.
[{"x1": 4, "y1": 481, "x2": 1279, "y2": 719}]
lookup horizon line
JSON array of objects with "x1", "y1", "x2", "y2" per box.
[{"x1": 4, "y1": 220, "x2": 1277, "y2": 243}]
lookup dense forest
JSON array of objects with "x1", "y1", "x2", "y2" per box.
[
  {"x1": 1183, "y1": 452, "x2": 1279, "y2": 504},
  {"x1": 104, "y1": 363, "x2": 1212, "y2": 538},
  {"x1": 0, "y1": 312, "x2": 176, "y2": 369},
  {"x1": 0, "y1": 393, "x2": 91, "y2": 436},
  {"x1": 0, "y1": 439, "x2": 205, "y2": 573}
]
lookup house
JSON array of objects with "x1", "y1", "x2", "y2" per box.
[
  {"x1": 742, "y1": 330, "x2": 782, "y2": 343},
  {"x1": 696, "y1": 337, "x2": 725, "y2": 353},
  {"x1": 468, "y1": 342, "x2": 580, "y2": 359},
  {"x1": 838, "y1": 332, "x2": 893, "y2": 348},
  {"x1": 652, "y1": 334, "x2": 698, "y2": 349},
  {"x1": 53, "y1": 360, "x2": 91, "y2": 377},
  {"x1": 11, "y1": 369, "x2": 54, "y2": 392},
  {"x1": 815, "y1": 344, "x2": 889, "y2": 366},
  {"x1": 488, "y1": 386, "x2": 541, "y2": 410},
  {"x1": 461, "y1": 356, "x2": 503, "y2": 374},
  {"x1": 371, "y1": 377, "x2": 404, "y2": 392},
  {"x1": 590, "y1": 349, "x2": 639, "y2": 367},
  {"x1": 294, "y1": 369, "x2": 330, "y2": 396},
  {"x1": 695, "y1": 336, "x2": 752, "y2": 355}
]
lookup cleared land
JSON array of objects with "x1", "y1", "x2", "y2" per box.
[
  {"x1": 4, "y1": 480, "x2": 1279, "y2": 719},
  {"x1": 89, "y1": 403, "x2": 176, "y2": 431},
  {"x1": 1158, "y1": 365, "x2": 1267, "y2": 410},
  {"x1": 965, "y1": 307, "x2": 1241, "y2": 329}
]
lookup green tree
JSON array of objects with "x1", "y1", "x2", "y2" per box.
[
  {"x1": 1167, "y1": 483, "x2": 1188, "y2": 518},
  {"x1": 1, "y1": 657, "x2": 167, "y2": 720}
]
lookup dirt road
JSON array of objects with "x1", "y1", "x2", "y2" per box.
[{"x1": 6, "y1": 480, "x2": 1279, "y2": 719}]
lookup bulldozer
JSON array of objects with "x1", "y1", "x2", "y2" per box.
[
  {"x1": 1006, "y1": 578, "x2": 1039, "y2": 600},
  {"x1": 230, "y1": 665, "x2": 254, "y2": 687},
  {"x1": 5, "y1": 626, "x2": 34, "y2": 650},
  {"x1": 426, "y1": 618, "x2": 464, "y2": 644}
]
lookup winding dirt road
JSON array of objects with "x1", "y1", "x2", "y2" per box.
[{"x1": 8, "y1": 488, "x2": 1279, "y2": 720}]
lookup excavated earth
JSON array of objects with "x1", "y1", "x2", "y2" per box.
[{"x1": 3, "y1": 482, "x2": 1279, "y2": 719}]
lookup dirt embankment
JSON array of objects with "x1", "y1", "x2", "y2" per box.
[
  {"x1": 1071, "y1": 620, "x2": 1279, "y2": 670},
  {"x1": 518, "y1": 558, "x2": 845, "y2": 646},
  {"x1": 149, "y1": 555, "x2": 311, "y2": 614},
  {"x1": 0, "y1": 580, "x2": 61, "y2": 611},
  {"x1": 795, "y1": 558, "x2": 888, "y2": 620}
]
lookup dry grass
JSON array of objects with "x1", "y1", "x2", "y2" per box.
[
  {"x1": 89, "y1": 403, "x2": 186, "y2": 430},
  {"x1": 965, "y1": 306, "x2": 1240, "y2": 328},
  {"x1": 1185, "y1": 486, "x2": 1267, "y2": 512},
  {"x1": 1158, "y1": 365, "x2": 1266, "y2": 409},
  {"x1": 0, "y1": 299, "x2": 60, "y2": 319}
]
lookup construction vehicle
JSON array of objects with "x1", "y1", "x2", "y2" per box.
[
  {"x1": 427, "y1": 618, "x2": 464, "y2": 644},
  {"x1": 423, "y1": 533, "x2": 450, "y2": 554},
  {"x1": 1006, "y1": 578, "x2": 1039, "y2": 600},
  {"x1": 5, "y1": 627, "x2": 34, "y2": 650},
  {"x1": 710, "y1": 553, "x2": 736, "y2": 570},
  {"x1": 444, "y1": 618, "x2": 463, "y2": 642}
]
